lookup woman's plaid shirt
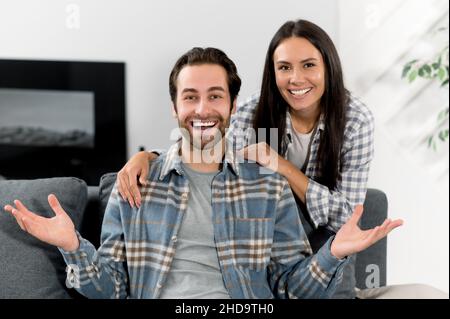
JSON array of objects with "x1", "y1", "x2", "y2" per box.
[
  {"x1": 60, "y1": 142, "x2": 347, "y2": 299},
  {"x1": 228, "y1": 93, "x2": 375, "y2": 232}
]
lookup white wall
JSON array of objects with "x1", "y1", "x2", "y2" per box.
[
  {"x1": 338, "y1": 0, "x2": 449, "y2": 293},
  {"x1": 0, "y1": 0, "x2": 338, "y2": 154}
]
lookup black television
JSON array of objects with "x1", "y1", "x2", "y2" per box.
[{"x1": 0, "y1": 59, "x2": 126, "y2": 185}]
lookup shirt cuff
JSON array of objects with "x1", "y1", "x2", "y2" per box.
[
  {"x1": 315, "y1": 236, "x2": 348, "y2": 271},
  {"x1": 305, "y1": 178, "x2": 330, "y2": 228},
  {"x1": 58, "y1": 231, "x2": 96, "y2": 266}
]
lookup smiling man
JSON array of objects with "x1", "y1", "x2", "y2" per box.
[{"x1": 4, "y1": 47, "x2": 402, "y2": 299}]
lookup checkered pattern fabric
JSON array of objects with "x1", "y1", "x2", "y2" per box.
[
  {"x1": 60, "y1": 142, "x2": 347, "y2": 299},
  {"x1": 228, "y1": 93, "x2": 375, "y2": 232}
]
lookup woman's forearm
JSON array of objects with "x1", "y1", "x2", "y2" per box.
[{"x1": 278, "y1": 157, "x2": 309, "y2": 203}]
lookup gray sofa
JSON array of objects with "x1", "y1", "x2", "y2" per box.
[{"x1": 0, "y1": 173, "x2": 388, "y2": 298}]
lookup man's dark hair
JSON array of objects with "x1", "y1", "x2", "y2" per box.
[{"x1": 169, "y1": 47, "x2": 242, "y2": 104}]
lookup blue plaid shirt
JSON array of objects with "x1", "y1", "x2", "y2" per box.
[
  {"x1": 60, "y1": 142, "x2": 347, "y2": 299},
  {"x1": 228, "y1": 93, "x2": 375, "y2": 232}
]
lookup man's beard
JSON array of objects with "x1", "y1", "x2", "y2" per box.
[{"x1": 179, "y1": 115, "x2": 229, "y2": 150}]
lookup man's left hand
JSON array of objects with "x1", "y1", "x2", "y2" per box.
[{"x1": 330, "y1": 205, "x2": 403, "y2": 260}]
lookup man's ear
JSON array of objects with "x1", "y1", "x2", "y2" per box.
[
  {"x1": 231, "y1": 98, "x2": 237, "y2": 115},
  {"x1": 172, "y1": 103, "x2": 178, "y2": 118}
]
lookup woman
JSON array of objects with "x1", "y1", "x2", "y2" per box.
[{"x1": 117, "y1": 19, "x2": 374, "y2": 298}]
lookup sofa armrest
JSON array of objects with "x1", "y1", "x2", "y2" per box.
[{"x1": 355, "y1": 188, "x2": 388, "y2": 289}]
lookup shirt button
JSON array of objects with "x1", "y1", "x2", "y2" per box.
[
  {"x1": 181, "y1": 193, "x2": 188, "y2": 200},
  {"x1": 171, "y1": 235, "x2": 177, "y2": 242},
  {"x1": 156, "y1": 282, "x2": 163, "y2": 289}
]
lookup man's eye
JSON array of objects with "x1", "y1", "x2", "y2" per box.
[
  {"x1": 210, "y1": 95, "x2": 222, "y2": 100},
  {"x1": 184, "y1": 96, "x2": 197, "y2": 100}
]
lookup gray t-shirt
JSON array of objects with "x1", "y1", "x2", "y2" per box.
[
  {"x1": 159, "y1": 162, "x2": 230, "y2": 299},
  {"x1": 287, "y1": 127, "x2": 314, "y2": 171}
]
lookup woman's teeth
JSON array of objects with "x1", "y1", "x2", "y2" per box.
[{"x1": 289, "y1": 88, "x2": 312, "y2": 96}]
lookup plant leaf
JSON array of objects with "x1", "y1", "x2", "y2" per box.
[
  {"x1": 438, "y1": 67, "x2": 446, "y2": 81},
  {"x1": 402, "y1": 65, "x2": 412, "y2": 78},
  {"x1": 423, "y1": 64, "x2": 432, "y2": 75},
  {"x1": 438, "y1": 129, "x2": 449, "y2": 142},
  {"x1": 406, "y1": 59, "x2": 418, "y2": 67},
  {"x1": 428, "y1": 135, "x2": 434, "y2": 148},
  {"x1": 438, "y1": 107, "x2": 449, "y2": 121},
  {"x1": 408, "y1": 70, "x2": 418, "y2": 83},
  {"x1": 418, "y1": 67, "x2": 425, "y2": 77}
]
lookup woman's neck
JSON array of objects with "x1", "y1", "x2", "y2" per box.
[{"x1": 289, "y1": 105, "x2": 321, "y2": 134}]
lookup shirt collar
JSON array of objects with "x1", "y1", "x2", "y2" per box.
[{"x1": 159, "y1": 139, "x2": 240, "y2": 180}]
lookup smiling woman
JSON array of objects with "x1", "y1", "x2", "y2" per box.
[
  {"x1": 273, "y1": 37, "x2": 326, "y2": 131},
  {"x1": 230, "y1": 20, "x2": 375, "y2": 299}
]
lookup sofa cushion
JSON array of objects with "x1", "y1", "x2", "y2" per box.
[
  {"x1": 99, "y1": 173, "x2": 117, "y2": 215},
  {"x1": 0, "y1": 177, "x2": 88, "y2": 299}
]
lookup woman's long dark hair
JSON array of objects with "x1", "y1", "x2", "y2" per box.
[{"x1": 253, "y1": 19, "x2": 348, "y2": 191}]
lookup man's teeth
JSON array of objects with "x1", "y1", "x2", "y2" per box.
[
  {"x1": 289, "y1": 88, "x2": 312, "y2": 96},
  {"x1": 192, "y1": 121, "x2": 216, "y2": 127}
]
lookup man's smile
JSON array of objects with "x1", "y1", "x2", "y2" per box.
[{"x1": 191, "y1": 119, "x2": 219, "y2": 131}]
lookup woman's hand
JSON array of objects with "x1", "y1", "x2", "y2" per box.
[
  {"x1": 238, "y1": 142, "x2": 286, "y2": 173},
  {"x1": 4, "y1": 194, "x2": 79, "y2": 252},
  {"x1": 330, "y1": 205, "x2": 403, "y2": 260},
  {"x1": 117, "y1": 151, "x2": 158, "y2": 208},
  {"x1": 238, "y1": 142, "x2": 309, "y2": 202}
]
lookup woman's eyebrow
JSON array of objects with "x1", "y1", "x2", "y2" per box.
[{"x1": 276, "y1": 58, "x2": 318, "y2": 64}]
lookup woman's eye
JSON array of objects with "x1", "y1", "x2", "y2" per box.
[
  {"x1": 304, "y1": 63, "x2": 315, "y2": 68},
  {"x1": 278, "y1": 65, "x2": 290, "y2": 71}
]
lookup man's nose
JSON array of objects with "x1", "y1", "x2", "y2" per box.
[{"x1": 194, "y1": 98, "x2": 210, "y2": 116}]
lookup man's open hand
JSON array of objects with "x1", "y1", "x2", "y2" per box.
[
  {"x1": 330, "y1": 205, "x2": 403, "y2": 260},
  {"x1": 4, "y1": 194, "x2": 79, "y2": 252}
]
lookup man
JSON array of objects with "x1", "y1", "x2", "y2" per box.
[{"x1": 4, "y1": 47, "x2": 402, "y2": 299}]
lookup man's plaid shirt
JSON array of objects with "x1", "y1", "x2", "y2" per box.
[
  {"x1": 228, "y1": 93, "x2": 375, "y2": 232},
  {"x1": 60, "y1": 142, "x2": 347, "y2": 299}
]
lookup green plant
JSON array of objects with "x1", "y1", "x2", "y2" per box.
[{"x1": 402, "y1": 28, "x2": 449, "y2": 150}]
